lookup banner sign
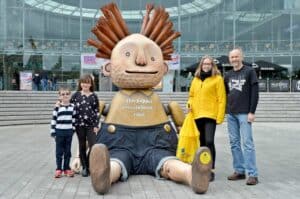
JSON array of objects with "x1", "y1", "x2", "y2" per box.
[
  {"x1": 166, "y1": 53, "x2": 180, "y2": 70},
  {"x1": 81, "y1": 53, "x2": 108, "y2": 70},
  {"x1": 292, "y1": 80, "x2": 300, "y2": 92},
  {"x1": 269, "y1": 80, "x2": 290, "y2": 92},
  {"x1": 258, "y1": 79, "x2": 267, "y2": 92},
  {"x1": 20, "y1": 71, "x2": 32, "y2": 90}
]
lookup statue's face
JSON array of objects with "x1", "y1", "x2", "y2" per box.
[{"x1": 103, "y1": 34, "x2": 168, "y2": 89}]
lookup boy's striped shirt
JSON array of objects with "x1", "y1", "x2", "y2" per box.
[{"x1": 50, "y1": 104, "x2": 75, "y2": 135}]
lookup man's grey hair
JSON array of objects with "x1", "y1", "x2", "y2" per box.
[{"x1": 229, "y1": 47, "x2": 244, "y2": 59}]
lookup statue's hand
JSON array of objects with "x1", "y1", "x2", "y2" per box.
[{"x1": 71, "y1": 157, "x2": 81, "y2": 174}]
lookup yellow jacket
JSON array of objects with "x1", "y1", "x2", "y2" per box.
[{"x1": 187, "y1": 75, "x2": 226, "y2": 124}]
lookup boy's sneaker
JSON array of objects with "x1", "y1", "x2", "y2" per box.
[
  {"x1": 54, "y1": 170, "x2": 62, "y2": 178},
  {"x1": 64, "y1": 170, "x2": 74, "y2": 177}
]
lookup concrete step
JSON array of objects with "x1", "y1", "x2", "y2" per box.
[
  {"x1": 0, "y1": 115, "x2": 51, "y2": 121},
  {"x1": 0, "y1": 104, "x2": 54, "y2": 108},
  {"x1": 0, "y1": 94, "x2": 295, "y2": 100},
  {"x1": 0, "y1": 119, "x2": 50, "y2": 126},
  {"x1": 256, "y1": 114, "x2": 300, "y2": 117},
  {"x1": 256, "y1": 107, "x2": 300, "y2": 111},
  {"x1": 255, "y1": 118, "x2": 300, "y2": 122},
  {"x1": 0, "y1": 111, "x2": 53, "y2": 116},
  {"x1": 0, "y1": 92, "x2": 298, "y2": 97},
  {"x1": 1, "y1": 101, "x2": 295, "y2": 105},
  {"x1": 0, "y1": 95, "x2": 297, "y2": 99},
  {"x1": 256, "y1": 104, "x2": 300, "y2": 109},
  {"x1": 0, "y1": 100, "x2": 58, "y2": 104},
  {"x1": 1, "y1": 117, "x2": 299, "y2": 126},
  {"x1": 0, "y1": 107, "x2": 53, "y2": 112}
]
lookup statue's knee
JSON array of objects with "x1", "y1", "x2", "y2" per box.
[{"x1": 161, "y1": 161, "x2": 171, "y2": 179}]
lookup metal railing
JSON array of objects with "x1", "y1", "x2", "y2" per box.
[
  {"x1": 179, "y1": 40, "x2": 300, "y2": 55},
  {"x1": 2, "y1": 39, "x2": 300, "y2": 55}
]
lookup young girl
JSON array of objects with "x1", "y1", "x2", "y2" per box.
[
  {"x1": 50, "y1": 86, "x2": 75, "y2": 178},
  {"x1": 71, "y1": 74, "x2": 99, "y2": 177},
  {"x1": 187, "y1": 55, "x2": 226, "y2": 181}
]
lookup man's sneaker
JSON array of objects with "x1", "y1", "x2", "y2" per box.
[
  {"x1": 64, "y1": 170, "x2": 74, "y2": 177},
  {"x1": 191, "y1": 147, "x2": 212, "y2": 194},
  {"x1": 227, "y1": 172, "x2": 246, "y2": 180},
  {"x1": 54, "y1": 170, "x2": 62, "y2": 178},
  {"x1": 246, "y1": 177, "x2": 258, "y2": 185},
  {"x1": 89, "y1": 144, "x2": 111, "y2": 194}
]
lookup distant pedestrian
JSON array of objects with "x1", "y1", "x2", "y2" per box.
[
  {"x1": 41, "y1": 71, "x2": 48, "y2": 91},
  {"x1": 32, "y1": 73, "x2": 41, "y2": 91},
  {"x1": 12, "y1": 70, "x2": 20, "y2": 90},
  {"x1": 52, "y1": 74, "x2": 58, "y2": 91}
]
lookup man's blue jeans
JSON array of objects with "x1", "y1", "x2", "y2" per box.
[{"x1": 227, "y1": 114, "x2": 258, "y2": 177}]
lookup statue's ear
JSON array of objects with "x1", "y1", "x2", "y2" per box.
[
  {"x1": 102, "y1": 62, "x2": 111, "y2": 77},
  {"x1": 163, "y1": 62, "x2": 169, "y2": 75}
]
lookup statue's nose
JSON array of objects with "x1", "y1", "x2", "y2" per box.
[{"x1": 135, "y1": 49, "x2": 147, "y2": 67}]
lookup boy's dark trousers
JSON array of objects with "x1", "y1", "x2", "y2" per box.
[{"x1": 55, "y1": 135, "x2": 73, "y2": 170}]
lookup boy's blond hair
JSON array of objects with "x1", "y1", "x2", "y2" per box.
[{"x1": 58, "y1": 86, "x2": 71, "y2": 95}]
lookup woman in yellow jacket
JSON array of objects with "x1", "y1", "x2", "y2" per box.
[{"x1": 187, "y1": 55, "x2": 226, "y2": 181}]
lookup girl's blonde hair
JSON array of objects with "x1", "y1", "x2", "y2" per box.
[
  {"x1": 194, "y1": 55, "x2": 220, "y2": 78},
  {"x1": 77, "y1": 74, "x2": 95, "y2": 92}
]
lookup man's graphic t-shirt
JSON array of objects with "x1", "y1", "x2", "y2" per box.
[{"x1": 224, "y1": 65, "x2": 259, "y2": 114}]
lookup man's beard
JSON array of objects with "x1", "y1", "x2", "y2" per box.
[{"x1": 231, "y1": 62, "x2": 240, "y2": 67}]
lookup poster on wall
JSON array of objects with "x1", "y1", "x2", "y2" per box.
[
  {"x1": 269, "y1": 80, "x2": 290, "y2": 92},
  {"x1": 292, "y1": 80, "x2": 300, "y2": 92},
  {"x1": 81, "y1": 53, "x2": 109, "y2": 70},
  {"x1": 20, "y1": 71, "x2": 32, "y2": 90},
  {"x1": 258, "y1": 79, "x2": 267, "y2": 92},
  {"x1": 166, "y1": 53, "x2": 180, "y2": 70},
  {"x1": 163, "y1": 70, "x2": 175, "y2": 92}
]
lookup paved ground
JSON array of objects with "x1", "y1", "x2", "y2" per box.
[{"x1": 0, "y1": 122, "x2": 299, "y2": 199}]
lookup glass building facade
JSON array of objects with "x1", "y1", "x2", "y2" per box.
[{"x1": 1, "y1": 0, "x2": 300, "y2": 91}]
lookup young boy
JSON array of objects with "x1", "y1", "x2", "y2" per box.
[{"x1": 50, "y1": 86, "x2": 76, "y2": 178}]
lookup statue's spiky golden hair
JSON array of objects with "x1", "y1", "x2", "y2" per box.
[{"x1": 87, "y1": 3, "x2": 180, "y2": 60}]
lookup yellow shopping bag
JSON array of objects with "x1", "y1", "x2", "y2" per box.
[{"x1": 176, "y1": 112, "x2": 200, "y2": 164}]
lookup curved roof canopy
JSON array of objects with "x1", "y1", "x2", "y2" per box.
[{"x1": 24, "y1": 0, "x2": 222, "y2": 19}]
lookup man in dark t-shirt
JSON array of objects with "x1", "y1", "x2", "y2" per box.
[{"x1": 224, "y1": 48, "x2": 259, "y2": 186}]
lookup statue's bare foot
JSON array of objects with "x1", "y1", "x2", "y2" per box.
[
  {"x1": 191, "y1": 147, "x2": 212, "y2": 194},
  {"x1": 90, "y1": 144, "x2": 111, "y2": 194}
]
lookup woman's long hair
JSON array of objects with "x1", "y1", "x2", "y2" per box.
[
  {"x1": 194, "y1": 55, "x2": 220, "y2": 78},
  {"x1": 77, "y1": 74, "x2": 95, "y2": 92}
]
